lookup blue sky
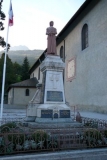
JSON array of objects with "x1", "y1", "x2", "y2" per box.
[{"x1": 0, "y1": 0, "x2": 85, "y2": 50}]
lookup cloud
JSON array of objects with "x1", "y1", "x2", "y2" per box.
[
  {"x1": 0, "y1": 0, "x2": 85, "y2": 51},
  {"x1": 8, "y1": 5, "x2": 65, "y2": 50}
]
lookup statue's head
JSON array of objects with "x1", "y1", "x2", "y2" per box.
[{"x1": 50, "y1": 21, "x2": 54, "y2": 26}]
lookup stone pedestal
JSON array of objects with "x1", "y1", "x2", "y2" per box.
[{"x1": 27, "y1": 55, "x2": 72, "y2": 122}]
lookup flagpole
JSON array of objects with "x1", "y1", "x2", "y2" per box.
[{"x1": 0, "y1": 1, "x2": 11, "y2": 121}]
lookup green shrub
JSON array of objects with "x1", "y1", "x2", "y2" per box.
[
  {"x1": 8, "y1": 133, "x2": 25, "y2": 145},
  {"x1": 83, "y1": 128, "x2": 102, "y2": 147},
  {"x1": 84, "y1": 121, "x2": 98, "y2": 128},
  {"x1": 32, "y1": 130, "x2": 48, "y2": 142},
  {"x1": 0, "y1": 122, "x2": 17, "y2": 133},
  {"x1": 32, "y1": 130, "x2": 49, "y2": 149},
  {"x1": 0, "y1": 122, "x2": 25, "y2": 153},
  {"x1": 104, "y1": 130, "x2": 107, "y2": 138}
]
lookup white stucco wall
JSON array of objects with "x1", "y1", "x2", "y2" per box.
[
  {"x1": 8, "y1": 87, "x2": 36, "y2": 106},
  {"x1": 30, "y1": 66, "x2": 43, "y2": 83},
  {"x1": 57, "y1": 0, "x2": 107, "y2": 110},
  {"x1": 8, "y1": 88, "x2": 14, "y2": 104}
]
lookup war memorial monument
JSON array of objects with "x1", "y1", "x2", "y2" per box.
[{"x1": 26, "y1": 21, "x2": 79, "y2": 128}]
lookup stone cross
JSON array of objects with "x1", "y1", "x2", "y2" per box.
[{"x1": 50, "y1": 74, "x2": 59, "y2": 89}]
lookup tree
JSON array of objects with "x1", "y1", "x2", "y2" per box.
[
  {"x1": 13, "y1": 62, "x2": 22, "y2": 82},
  {"x1": 6, "y1": 55, "x2": 17, "y2": 89},
  {"x1": 0, "y1": 53, "x2": 17, "y2": 92},
  {"x1": 0, "y1": 0, "x2": 10, "y2": 50},
  {"x1": 0, "y1": 1, "x2": 11, "y2": 103},
  {"x1": 21, "y1": 56, "x2": 30, "y2": 81}
]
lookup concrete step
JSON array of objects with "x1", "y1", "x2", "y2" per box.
[{"x1": 28, "y1": 121, "x2": 83, "y2": 129}]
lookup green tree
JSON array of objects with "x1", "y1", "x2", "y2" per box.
[
  {"x1": 13, "y1": 62, "x2": 22, "y2": 82},
  {"x1": 21, "y1": 56, "x2": 30, "y2": 81},
  {"x1": 0, "y1": 54, "x2": 3, "y2": 92},
  {"x1": 0, "y1": 0, "x2": 11, "y2": 102},
  {"x1": 0, "y1": 53, "x2": 17, "y2": 93},
  {"x1": 0, "y1": 0, "x2": 10, "y2": 50},
  {"x1": 6, "y1": 55, "x2": 17, "y2": 89}
]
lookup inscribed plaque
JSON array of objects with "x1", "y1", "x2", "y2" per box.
[
  {"x1": 67, "y1": 58, "x2": 75, "y2": 81},
  {"x1": 47, "y1": 91, "x2": 63, "y2": 102},
  {"x1": 41, "y1": 110, "x2": 53, "y2": 118},
  {"x1": 60, "y1": 110, "x2": 70, "y2": 118}
]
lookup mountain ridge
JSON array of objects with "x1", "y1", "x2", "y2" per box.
[
  {"x1": 10, "y1": 45, "x2": 29, "y2": 51},
  {"x1": 0, "y1": 49, "x2": 44, "y2": 66}
]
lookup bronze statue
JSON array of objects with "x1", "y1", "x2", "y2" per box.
[{"x1": 46, "y1": 21, "x2": 57, "y2": 55}]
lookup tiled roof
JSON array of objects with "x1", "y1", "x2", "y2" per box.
[{"x1": 7, "y1": 77, "x2": 38, "y2": 91}]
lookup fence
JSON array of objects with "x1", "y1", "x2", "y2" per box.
[
  {"x1": 0, "y1": 120, "x2": 107, "y2": 155},
  {"x1": 81, "y1": 117, "x2": 107, "y2": 129}
]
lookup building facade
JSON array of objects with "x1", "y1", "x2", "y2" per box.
[
  {"x1": 56, "y1": 0, "x2": 107, "y2": 112},
  {"x1": 10, "y1": 0, "x2": 107, "y2": 112},
  {"x1": 8, "y1": 78, "x2": 38, "y2": 106},
  {"x1": 29, "y1": 0, "x2": 107, "y2": 113}
]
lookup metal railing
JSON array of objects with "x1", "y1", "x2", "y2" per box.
[
  {"x1": 81, "y1": 117, "x2": 107, "y2": 129},
  {"x1": 0, "y1": 122, "x2": 107, "y2": 155}
]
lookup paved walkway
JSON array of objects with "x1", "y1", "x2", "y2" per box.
[
  {"x1": 0, "y1": 107, "x2": 107, "y2": 121},
  {"x1": 80, "y1": 111, "x2": 107, "y2": 121},
  {"x1": 1, "y1": 108, "x2": 26, "y2": 119},
  {"x1": 1, "y1": 148, "x2": 107, "y2": 160}
]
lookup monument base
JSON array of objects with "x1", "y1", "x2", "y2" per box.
[
  {"x1": 26, "y1": 55, "x2": 72, "y2": 125},
  {"x1": 27, "y1": 103, "x2": 71, "y2": 120},
  {"x1": 35, "y1": 118, "x2": 72, "y2": 123},
  {"x1": 24, "y1": 121, "x2": 83, "y2": 129}
]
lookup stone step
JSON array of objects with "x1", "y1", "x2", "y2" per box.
[{"x1": 27, "y1": 121, "x2": 83, "y2": 129}]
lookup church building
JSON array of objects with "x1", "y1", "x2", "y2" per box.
[
  {"x1": 29, "y1": 0, "x2": 107, "y2": 113},
  {"x1": 8, "y1": 0, "x2": 107, "y2": 113}
]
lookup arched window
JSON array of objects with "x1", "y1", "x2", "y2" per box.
[
  {"x1": 60, "y1": 46, "x2": 65, "y2": 62},
  {"x1": 38, "y1": 67, "x2": 40, "y2": 80},
  {"x1": 82, "y1": 24, "x2": 88, "y2": 50},
  {"x1": 25, "y1": 89, "x2": 29, "y2": 96},
  {"x1": 60, "y1": 45, "x2": 65, "y2": 82}
]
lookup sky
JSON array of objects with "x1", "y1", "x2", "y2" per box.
[{"x1": 0, "y1": 0, "x2": 85, "y2": 51}]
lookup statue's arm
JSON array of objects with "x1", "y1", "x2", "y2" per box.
[
  {"x1": 46, "y1": 28, "x2": 57, "y2": 35},
  {"x1": 55, "y1": 28, "x2": 57, "y2": 35},
  {"x1": 46, "y1": 28, "x2": 50, "y2": 35},
  {"x1": 51, "y1": 28, "x2": 57, "y2": 35}
]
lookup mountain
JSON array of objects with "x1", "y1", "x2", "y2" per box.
[
  {"x1": 10, "y1": 45, "x2": 29, "y2": 51},
  {"x1": 0, "y1": 49, "x2": 43, "y2": 67}
]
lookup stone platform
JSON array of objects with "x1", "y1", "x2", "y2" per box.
[
  {"x1": 24, "y1": 121, "x2": 83, "y2": 129},
  {"x1": 27, "y1": 55, "x2": 71, "y2": 121}
]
